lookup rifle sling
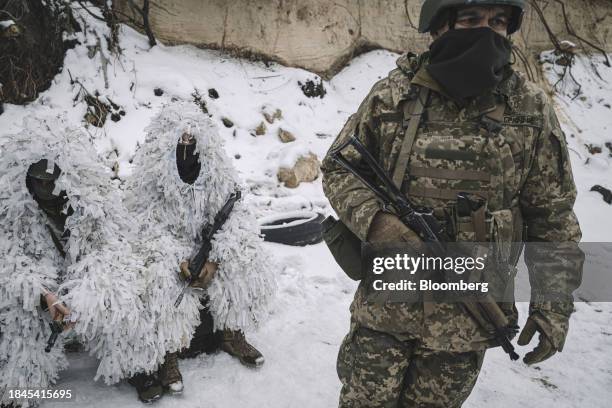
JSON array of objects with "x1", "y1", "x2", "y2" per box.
[{"x1": 392, "y1": 86, "x2": 430, "y2": 189}]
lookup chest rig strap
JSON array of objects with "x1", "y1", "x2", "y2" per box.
[
  {"x1": 391, "y1": 86, "x2": 430, "y2": 188},
  {"x1": 479, "y1": 101, "x2": 506, "y2": 135}
]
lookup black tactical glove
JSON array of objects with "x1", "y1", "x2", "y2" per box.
[{"x1": 517, "y1": 302, "x2": 571, "y2": 365}]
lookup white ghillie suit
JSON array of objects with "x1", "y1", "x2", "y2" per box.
[
  {"x1": 0, "y1": 117, "x2": 155, "y2": 406},
  {"x1": 125, "y1": 103, "x2": 275, "y2": 358}
]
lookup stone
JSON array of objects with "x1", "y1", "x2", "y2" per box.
[
  {"x1": 278, "y1": 128, "x2": 296, "y2": 143},
  {"x1": 1, "y1": 22, "x2": 21, "y2": 38},
  {"x1": 591, "y1": 185, "x2": 612, "y2": 204},
  {"x1": 222, "y1": 117, "x2": 234, "y2": 128},
  {"x1": 262, "y1": 106, "x2": 282, "y2": 124},
  {"x1": 559, "y1": 40, "x2": 578, "y2": 54},
  {"x1": 208, "y1": 88, "x2": 219, "y2": 99},
  {"x1": 277, "y1": 153, "x2": 320, "y2": 188},
  {"x1": 255, "y1": 121, "x2": 267, "y2": 136},
  {"x1": 585, "y1": 143, "x2": 602, "y2": 154}
]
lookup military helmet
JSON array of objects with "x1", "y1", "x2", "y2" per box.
[
  {"x1": 27, "y1": 159, "x2": 61, "y2": 181},
  {"x1": 418, "y1": 0, "x2": 525, "y2": 35}
]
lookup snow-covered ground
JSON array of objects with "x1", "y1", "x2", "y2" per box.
[{"x1": 1, "y1": 9, "x2": 611, "y2": 408}]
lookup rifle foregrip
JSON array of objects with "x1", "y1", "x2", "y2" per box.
[
  {"x1": 189, "y1": 242, "x2": 212, "y2": 280},
  {"x1": 45, "y1": 321, "x2": 63, "y2": 353},
  {"x1": 478, "y1": 298, "x2": 509, "y2": 328},
  {"x1": 478, "y1": 301, "x2": 520, "y2": 361},
  {"x1": 499, "y1": 334, "x2": 520, "y2": 361}
]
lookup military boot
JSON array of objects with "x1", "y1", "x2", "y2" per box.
[
  {"x1": 158, "y1": 352, "x2": 183, "y2": 393},
  {"x1": 63, "y1": 330, "x2": 84, "y2": 352},
  {"x1": 221, "y1": 329, "x2": 265, "y2": 367},
  {"x1": 128, "y1": 372, "x2": 163, "y2": 403}
]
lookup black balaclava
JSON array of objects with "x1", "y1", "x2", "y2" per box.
[
  {"x1": 176, "y1": 133, "x2": 201, "y2": 185},
  {"x1": 25, "y1": 160, "x2": 71, "y2": 232},
  {"x1": 426, "y1": 27, "x2": 512, "y2": 103}
]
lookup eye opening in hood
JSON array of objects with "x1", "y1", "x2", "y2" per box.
[
  {"x1": 25, "y1": 159, "x2": 72, "y2": 230},
  {"x1": 176, "y1": 139, "x2": 201, "y2": 185},
  {"x1": 26, "y1": 159, "x2": 61, "y2": 200}
]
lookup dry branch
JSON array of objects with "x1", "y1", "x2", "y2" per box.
[{"x1": 127, "y1": 0, "x2": 156, "y2": 47}]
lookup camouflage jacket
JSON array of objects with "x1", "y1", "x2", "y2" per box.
[{"x1": 321, "y1": 53, "x2": 583, "y2": 352}]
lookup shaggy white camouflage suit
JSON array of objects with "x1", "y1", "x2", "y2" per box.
[
  {"x1": 0, "y1": 117, "x2": 155, "y2": 407},
  {"x1": 124, "y1": 103, "x2": 276, "y2": 361}
]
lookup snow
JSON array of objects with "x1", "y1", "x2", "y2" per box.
[
  {"x1": 0, "y1": 8, "x2": 610, "y2": 408},
  {"x1": 0, "y1": 19, "x2": 15, "y2": 29},
  {"x1": 541, "y1": 51, "x2": 612, "y2": 242}
]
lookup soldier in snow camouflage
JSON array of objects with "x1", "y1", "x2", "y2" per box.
[{"x1": 322, "y1": 0, "x2": 583, "y2": 406}]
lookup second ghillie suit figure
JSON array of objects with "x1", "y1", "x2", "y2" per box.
[
  {"x1": 322, "y1": 0, "x2": 584, "y2": 407},
  {"x1": 0, "y1": 118, "x2": 153, "y2": 407},
  {"x1": 125, "y1": 102, "x2": 276, "y2": 402}
]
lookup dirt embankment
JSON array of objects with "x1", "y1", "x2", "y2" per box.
[{"x1": 116, "y1": 0, "x2": 612, "y2": 80}]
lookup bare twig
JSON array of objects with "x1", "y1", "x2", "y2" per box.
[
  {"x1": 74, "y1": 0, "x2": 106, "y2": 22},
  {"x1": 94, "y1": 34, "x2": 110, "y2": 89},
  {"x1": 109, "y1": 7, "x2": 144, "y2": 29},
  {"x1": 403, "y1": 0, "x2": 418, "y2": 30},
  {"x1": 551, "y1": 0, "x2": 610, "y2": 67},
  {"x1": 127, "y1": 0, "x2": 157, "y2": 47},
  {"x1": 512, "y1": 45, "x2": 535, "y2": 82},
  {"x1": 529, "y1": 1, "x2": 561, "y2": 51},
  {"x1": 529, "y1": 1, "x2": 582, "y2": 95},
  {"x1": 149, "y1": 1, "x2": 177, "y2": 17},
  {"x1": 141, "y1": 0, "x2": 156, "y2": 46}
]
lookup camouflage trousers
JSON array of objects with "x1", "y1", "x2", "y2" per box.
[{"x1": 337, "y1": 324, "x2": 485, "y2": 408}]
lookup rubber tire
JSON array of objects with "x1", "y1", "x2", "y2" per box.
[{"x1": 259, "y1": 211, "x2": 325, "y2": 246}]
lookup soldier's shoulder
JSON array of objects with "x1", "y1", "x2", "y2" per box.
[
  {"x1": 502, "y1": 69, "x2": 550, "y2": 113},
  {"x1": 366, "y1": 52, "x2": 422, "y2": 108},
  {"x1": 355, "y1": 76, "x2": 394, "y2": 116}
]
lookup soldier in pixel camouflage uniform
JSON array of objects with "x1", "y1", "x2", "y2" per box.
[{"x1": 321, "y1": 0, "x2": 584, "y2": 406}]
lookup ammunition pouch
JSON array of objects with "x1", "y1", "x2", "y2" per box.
[
  {"x1": 322, "y1": 216, "x2": 363, "y2": 281},
  {"x1": 449, "y1": 198, "x2": 525, "y2": 303}
]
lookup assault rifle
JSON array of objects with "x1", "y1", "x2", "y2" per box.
[
  {"x1": 330, "y1": 135, "x2": 519, "y2": 361},
  {"x1": 46, "y1": 320, "x2": 64, "y2": 352},
  {"x1": 174, "y1": 190, "x2": 242, "y2": 307}
]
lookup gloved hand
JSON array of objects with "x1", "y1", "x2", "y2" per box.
[
  {"x1": 179, "y1": 260, "x2": 218, "y2": 289},
  {"x1": 517, "y1": 307, "x2": 570, "y2": 365},
  {"x1": 367, "y1": 211, "x2": 424, "y2": 251}
]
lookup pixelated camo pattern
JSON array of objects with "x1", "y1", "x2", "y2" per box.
[
  {"x1": 336, "y1": 323, "x2": 484, "y2": 407},
  {"x1": 321, "y1": 53, "x2": 582, "y2": 352}
]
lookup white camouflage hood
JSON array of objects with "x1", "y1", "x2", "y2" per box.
[{"x1": 126, "y1": 102, "x2": 276, "y2": 333}]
